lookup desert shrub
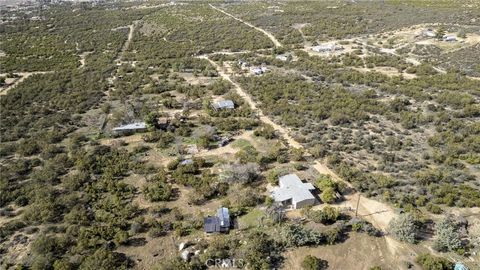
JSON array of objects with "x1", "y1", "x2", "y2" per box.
[
  {"x1": 388, "y1": 213, "x2": 416, "y2": 243},
  {"x1": 415, "y1": 253, "x2": 453, "y2": 270},
  {"x1": 433, "y1": 216, "x2": 463, "y2": 252},
  {"x1": 320, "y1": 187, "x2": 336, "y2": 204},
  {"x1": 240, "y1": 231, "x2": 283, "y2": 270},
  {"x1": 426, "y1": 203, "x2": 443, "y2": 214},
  {"x1": 80, "y1": 248, "x2": 128, "y2": 270},
  {"x1": 301, "y1": 255, "x2": 328, "y2": 270},
  {"x1": 306, "y1": 206, "x2": 340, "y2": 224},
  {"x1": 143, "y1": 176, "x2": 173, "y2": 202},
  {"x1": 219, "y1": 163, "x2": 260, "y2": 184},
  {"x1": 253, "y1": 124, "x2": 276, "y2": 139},
  {"x1": 281, "y1": 224, "x2": 324, "y2": 247}
]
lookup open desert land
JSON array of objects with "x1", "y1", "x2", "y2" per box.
[{"x1": 1, "y1": 1, "x2": 479, "y2": 270}]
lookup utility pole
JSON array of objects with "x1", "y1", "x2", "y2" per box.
[{"x1": 355, "y1": 193, "x2": 361, "y2": 217}]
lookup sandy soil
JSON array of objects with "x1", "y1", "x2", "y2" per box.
[
  {"x1": 78, "y1": 51, "x2": 92, "y2": 68},
  {"x1": 353, "y1": 67, "x2": 418, "y2": 80},
  {"x1": 282, "y1": 233, "x2": 417, "y2": 270}
]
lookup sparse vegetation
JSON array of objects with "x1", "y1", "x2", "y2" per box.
[{"x1": 1, "y1": 0, "x2": 479, "y2": 269}]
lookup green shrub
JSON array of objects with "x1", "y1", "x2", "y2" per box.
[
  {"x1": 415, "y1": 253, "x2": 453, "y2": 270},
  {"x1": 301, "y1": 255, "x2": 328, "y2": 270}
]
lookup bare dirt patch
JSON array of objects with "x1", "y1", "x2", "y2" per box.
[{"x1": 282, "y1": 233, "x2": 415, "y2": 270}]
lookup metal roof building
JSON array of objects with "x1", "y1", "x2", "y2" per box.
[
  {"x1": 271, "y1": 174, "x2": 316, "y2": 209},
  {"x1": 112, "y1": 122, "x2": 147, "y2": 134},
  {"x1": 312, "y1": 43, "x2": 344, "y2": 53},
  {"x1": 212, "y1": 100, "x2": 235, "y2": 110},
  {"x1": 204, "y1": 207, "x2": 230, "y2": 233},
  {"x1": 444, "y1": 35, "x2": 457, "y2": 42},
  {"x1": 180, "y1": 159, "x2": 194, "y2": 166}
]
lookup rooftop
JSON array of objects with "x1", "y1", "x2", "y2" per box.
[
  {"x1": 204, "y1": 207, "x2": 230, "y2": 233},
  {"x1": 271, "y1": 173, "x2": 316, "y2": 203},
  {"x1": 112, "y1": 122, "x2": 147, "y2": 131},
  {"x1": 180, "y1": 159, "x2": 194, "y2": 165},
  {"x1": 213, "y1": 100, "x2": 235, "y2": 110}
]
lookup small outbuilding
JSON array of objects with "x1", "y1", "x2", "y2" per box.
[
  {"x1": 422, "y1": 30, "x2": 436, "y2": 38},
  {"x1": 443, "y1": 35, "x2": 457, "y2": 42},
  {"x1": 212, "y1": 100, "x2": 235, "y2": 111},
  {"x1": 204, "y1": 207, "x2": 230, "y2": 233},
  {"x1": 271, "y1": 174, "x2": 316, "y2": 209},
  {"x1": 250, "y1": 66, "x2": 267, "y2": 75},
  {"x1": 275, "y1": 55, "x2": 288, "y2": 61},
  {"x1": 180, "y1": 159, "x2": 194, "y2": 166},
  {"x1": 312, "y1": 43, "x2": 344, "y2": 53},
  {"x1": 112, "y1": 122, "x2": 147, "y2": 135}
]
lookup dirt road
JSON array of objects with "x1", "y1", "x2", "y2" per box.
[
  {"x1": 199, "y1": 55, "x2": 302, "y2": 149},
  {"x1": 209, "y1": 4, "x2": 283, "y2": 48},
  {"x1": 199, "y1": 54, "x2": 416, "y2": 265},
  {"x1": 114, "y1": 22, "x2": 136, "y2": 64},
  {"x1": 199, "y1": 54, "x2": 397, "y2": 229},
  {"x1": 0, "y1": 71, "x2": 52, "y2": 95}
]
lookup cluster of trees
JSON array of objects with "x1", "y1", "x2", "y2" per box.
[
  {"x1": 224, "y1": 0, "x2": 478, "y2": 45},
  {"x1": 127, "y1": 3, "x2": 273, "y2": 61},
  {"x1": 236, "y1": 50, "x2": 480, "y2": 211},
  {"x1": 388, "y1": 213, "x2": 472, "y2": 256},
  {"x1": 314, "y1": 174, "x2": 346, "y2": 204},
  {"x1": 1, "y1": 3, "x2": 147, "y2": 72}
]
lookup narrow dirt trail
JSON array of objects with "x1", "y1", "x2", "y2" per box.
[
  {"x1": 209, "y1": 4, "x2": 283, "y2": 48},
  {"x1": 113, "y1": 22, "x2": 137, "y2": 64},
  {"x1": 0, "y1": 71, "x2": 52, "y2": 95}
]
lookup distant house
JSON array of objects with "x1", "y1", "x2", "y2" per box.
[
  {"x1": 212, "y1": 100, "x2": 235, "y2": 111},
  {"x1": 275, "y1": 55, "x2": 288, "y2": 61},
  {"x1": 312, "y1": 43, "x2": 344, "y2": 53},
  {"x1": 271, "y1": 174, "x2": 316, "y2": 209},
  {"x1": 204, "y1": 207, "x2": 230, "y2": 233},
  {"x1": 180, "y1": 159, "x2": 193, "y2": 166},
  {"x1": 250, "y1": 66, "x2": 267, "y2": 75},
  {"x1": 238, "y1": 60, "x2": 249, "y2": 68},
  {"x1": 443, "y1": 35, "x2": 457, "y2": 42},
  {"x1": 112, "y1": 122, "x2": 147, "y2": 135},
  {"x1": 422, "y1": 30, "x2": 436, "y2": 38}
]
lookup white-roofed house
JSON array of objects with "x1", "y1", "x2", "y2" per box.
[
  {"x1": 271, "y1": 173, "x2": 317, "y2": 209},
  {"x1": 250, "y1": 66, "x2": 268, "y2": 75},
  {"x1": 422, "y1": 30, "x2": 436, "y2": 38},
  {"x1": 312, "y1": 43, "x2": 344, "y2": 53},
  {"x1": 275, "y1": 55, "x2": 288, "y2": 61},
  {"x1": 443, "y1": 35, "x2": 457, "y2": 42},
  {"x1": 212, "y1": 100, "x2": 235, "y2": 111}
]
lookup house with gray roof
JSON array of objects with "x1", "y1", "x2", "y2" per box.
[
  {"x1": 271, "y1": 173, "x2": 316, "y2": 209},
  {"x1": 212, "y1": 100, "x2": 235, "y2": 111}
]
